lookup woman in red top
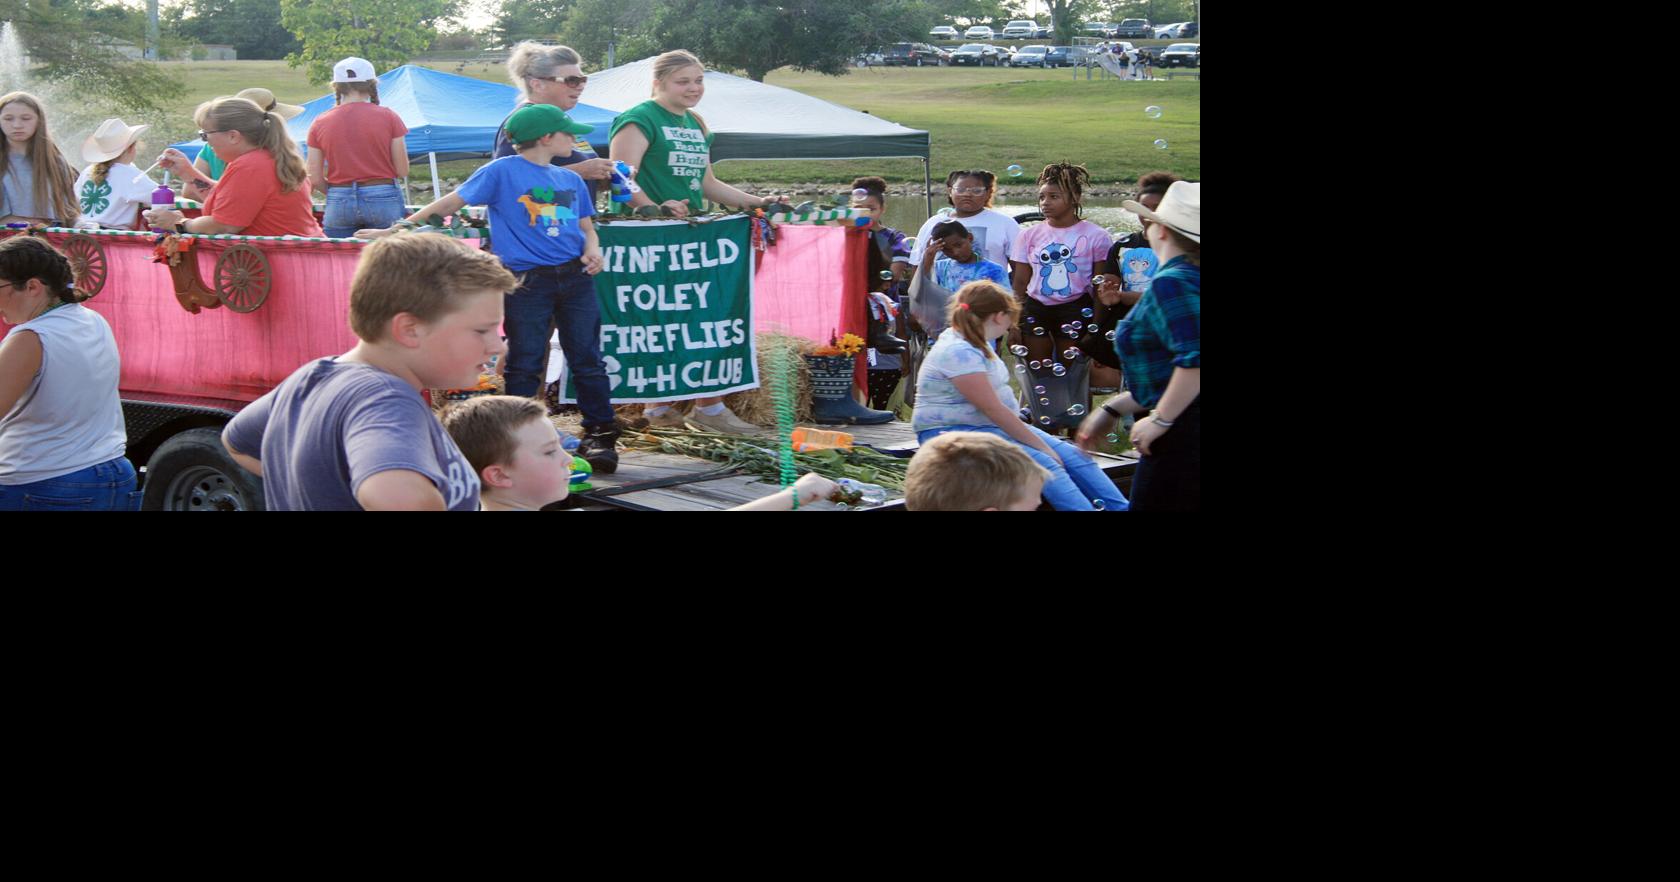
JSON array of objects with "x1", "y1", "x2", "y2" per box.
[
  {"x1": 307, "y1": 57, "x2": 410, "y2": 238},
  {"x1": 144, "y1": 97, "x2": 323, "y2": 238}
]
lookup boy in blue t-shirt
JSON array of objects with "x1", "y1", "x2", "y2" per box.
[
  {"x1": 363, "y1": 104, "x2": 620, "y2": 472},
  {"x1": 909, "y1": 220, "x2": 1011, "y2": 336}
]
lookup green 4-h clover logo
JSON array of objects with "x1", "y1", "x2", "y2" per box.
[{"x1": 80, "y1": 180, "x2": 112, "y2": 214}]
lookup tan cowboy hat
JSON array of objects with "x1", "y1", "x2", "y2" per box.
[
  {"x1": 1121, "y1": 180, "x2": 1200, "y2": 243},
  {"x1": 81, "y1": 118, "x2": 150, "y2": 163},
  {"x1": 235, "y1": 87, "x2": 305, "y2": 119}
]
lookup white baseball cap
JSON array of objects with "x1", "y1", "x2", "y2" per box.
[{"x1": 332, "y1": 57, "x2": 377, "y2": 84}]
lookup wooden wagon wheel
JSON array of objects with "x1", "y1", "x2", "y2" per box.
[
  {"x1": 63, "y1": 234, "x2": 108, "y2": 298},
  {"x1": 213, "y1": 243, "x2": 271, "y2": 313}
]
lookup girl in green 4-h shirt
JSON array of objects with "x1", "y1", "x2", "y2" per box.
[
  {"x1": 609, "y1": 50, "x2": 777, "y2": 434},
  {"x1": 607, "y1": 50, "x2": 773, "y2": 220}
]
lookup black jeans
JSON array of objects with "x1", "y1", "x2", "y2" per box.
[{"x1": 1129, "y1": 397, "x2": 1199, "y2": 512}]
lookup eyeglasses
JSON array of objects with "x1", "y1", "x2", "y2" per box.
[
  {"x1": 533, "y1": 75, "x2": 589, "y2": 88},
  {"x1": 950, "y1": 186, "x2": 988, "y2": 195},
  {"x1": 197, "y1": 129, "x2": 225, "y2": 141}
]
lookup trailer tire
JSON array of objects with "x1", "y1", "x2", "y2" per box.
[{"x1": 141, "y1": 427, "x2": 266, "y2": 511}]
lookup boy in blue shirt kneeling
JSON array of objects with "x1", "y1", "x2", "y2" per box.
[{"x1": 362, "y1": 105, "x2": 618, "y2": 471}]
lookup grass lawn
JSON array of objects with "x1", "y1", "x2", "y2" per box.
[{"x1": 149, "y1": 60, "x2": 1197, "y2": 191}]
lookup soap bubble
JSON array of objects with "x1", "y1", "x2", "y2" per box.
[
  {"x1": 835, "y1": 502, "x2": 849, "y2": 510},
  {"x1": 1025, "y1": 316, "x2": 1036, "y2": 324},
  {"x1": 1105, "y1": 330, "x2": 1116, "y2": 341},
  {"x1": 1063, "y1": 347, "x2": 1081, "y2": 360},
  {"x1": 1033, "y1": 385, "x2": 1046, "y2": 395},
  {"x1": 1039, "y1": 397, "x2": 1051, "y2": 406},
  {"x1": 1059, "y1": 323, "x2": 1073, "y2": 335},
  {"x1": 1052, "y1": 364, "x2": 1066, "y2": 377},
  {"x1": 1106, "y1": 433, "x2": 1120, "y2": 443},
  {"x1": 1031, "y1": 326, "x2": 1046, "y2": 336},
  {"x1": 1038, "y1": 416, "x2": 1053, "y2": 426},
  {"x1": 1006, "y1": 164, "x2": 1024, "y2": 177},
  {"x1": 1080, "y1": 307, "x2": 1093, "y2": 318},
  {"x1": 1019, "y1": 408, "x2": 1032, "y2": 422},
  {"x1": 1092, "y1": 499, "x2": 1107, "y2": 510},
  {"x1": 938, "y1": 206, "x2": 955, "y2": 216},
  {"x1": 1013, "y1": 363, "x2": 1026, "y2": 375},
  {"x1": 1071, "y1": 321, "x2": 1083, "y2": 331},
  {"x1": 1154, "y1": 139, "x2": 1169, "y2": 150},
  {"x1": 1067, "y1": 404, "x2": 1086, "y2": 416},
  {"x1": 1029, "y1": 359, "x2": 1042, "y2": 370},
  {"x1": 1145, "y1": 105, "x2": 1163, "y2": 119},
  {"x1": 879, "y1": 270, "x2": 894, "y2": 281},
  {"x1": 1010, "y1": 344, "x2": 1028, "y2": 356},
  {"x1": 852, "y1": 187, "x2": 871, "y2": 201}
]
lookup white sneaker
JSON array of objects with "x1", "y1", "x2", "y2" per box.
[{"x1": 687, "y1": 405, "x2": 762, "y2": 434}]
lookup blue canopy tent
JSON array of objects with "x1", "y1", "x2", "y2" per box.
[{"x1": 168, "y1": 64, "x2": 617, "y2": 196}]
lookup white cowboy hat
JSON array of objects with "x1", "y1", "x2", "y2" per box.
[
  {"x1": 234, "y1": 87, "x2": 305, "y2": 120},
  {"x1": 81, "y1": 118, "x2": 150, "y2": 163},
  {"x1": 1121, "y1": 180, "x2": 1200, "y2": 243}
]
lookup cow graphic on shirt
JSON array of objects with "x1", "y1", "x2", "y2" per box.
[{"x1": 516, "y1": 186, "x2": 578, "y2": 236}]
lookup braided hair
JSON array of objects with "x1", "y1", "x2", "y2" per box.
[
  {"x1": 0, "y1": 236, "x2": 85, "y2": 304},
  {"x1": 1037, "y1": 162, "x2": 1091, "y2": 217}
]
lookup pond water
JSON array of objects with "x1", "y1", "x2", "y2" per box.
[{"x1": 875, "y1": 196, "x2": 1145, "y2": 243}]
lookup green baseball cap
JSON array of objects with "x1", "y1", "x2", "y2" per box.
[{"x1": 506, "y1": 104, "x2": 595, "y2": 143}]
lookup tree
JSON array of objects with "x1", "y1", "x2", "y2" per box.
[
  {"x1": 648, "y1": 0, "x2": 934, "y2": 82},
  {"x1": 279, "y1": 0, "x2": 459, "y2": 84},
  {"x1": 1044, "y1": 0, "x2": 1093, "y2": 43},
  {"x1": 557, "y1": 0, "x2": 662, "y2": 67},
  {"x1": 490, "y1": 0, "x2": 571, "y2": 46},
  {"x1": 173, "y1": 0, "x2": 301, "y2": 61},
  {"x1": 0, "y1": 0, "x2": 184, "y2": 115}
]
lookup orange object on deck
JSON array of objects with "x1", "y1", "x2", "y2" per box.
[{"x1": 791, "y1": 427, "x2": 854, "y2": 452}]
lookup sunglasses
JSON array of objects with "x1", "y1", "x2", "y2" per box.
[
  {"x1": 533, "y1": 75, "x2": 589, "y2": 88},
  {"x1": 197, "y1": 129, "x2": 225, "y2": 141}
]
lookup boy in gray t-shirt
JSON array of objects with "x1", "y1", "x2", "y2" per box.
[{"x1": 222, "y1": 235, "x2": 520, "y2": 510}]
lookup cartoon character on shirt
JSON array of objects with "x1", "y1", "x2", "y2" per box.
[
  {"x1": 1121, "y1": 246, "x2": 1158, "y2": 294},
  {"x1": 516, "y1": 186, "x2": 577, "y2": 236},
  {"x1": 1038, "y1": 237, "x2": 1086, "y2": 299}
]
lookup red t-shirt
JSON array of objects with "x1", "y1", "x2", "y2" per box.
[
  {"x1": 203, "y1": 149, "x2": 324, "y2": 237},
  {"x1": 306, "y1": 103, "x2": 409, "y2": 184}
]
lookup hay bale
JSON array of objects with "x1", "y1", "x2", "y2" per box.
[{"x1": 722, "y1": 332, "x2": 815, "y2": 425}]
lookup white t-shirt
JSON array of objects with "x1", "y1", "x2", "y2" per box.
[
  {"x1": 908, "y1": 208, "x2": 1023, "y2": 272},
  {"x1": 71, "y1": 162, "x2": 155, "y2": 230}
]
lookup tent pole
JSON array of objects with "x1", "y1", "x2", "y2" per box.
[
  {"x1": 923, "y1": 156, "x2": 932, "y2": 218},
  {"x1": 429, "y1": 151, "x2": 441, "y2": 201}
]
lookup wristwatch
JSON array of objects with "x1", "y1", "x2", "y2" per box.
[{"x1": 1101, "y1": 402, "x2": 1125, "y2": 419}]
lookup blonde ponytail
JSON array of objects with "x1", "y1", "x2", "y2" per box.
[
  {"x1": 90, "y1": 160, "x2": 114, "y2": 185},
  {"x1": 195, "y1": 97, "x2": 309, "y2": 193}
]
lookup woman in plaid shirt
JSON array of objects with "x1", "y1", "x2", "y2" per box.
[{"x1": 1076, "y1": 182, "x2": 1200, "y2": 511}]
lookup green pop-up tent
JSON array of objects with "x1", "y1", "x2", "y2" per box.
[{"x1": 582, "y1": 57, "x2": 935, "y2": 213}]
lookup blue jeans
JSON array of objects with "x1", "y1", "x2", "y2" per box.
[
  {"x1": 504, "y1": 262, "x2": 615, "y2": 430},
  {"x1": 916, "y1": 425, "x2": 1129, "y2": 511},
  {"x1": 0, "y1": 456, "x2": 142, "y2": 511},
  {"x1": 322, "y1": 183, "x2": 406, "y2": 238}
]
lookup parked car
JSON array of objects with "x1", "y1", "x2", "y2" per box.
[
  {"x1": 933, "y1": 46, "x2": 952, "y2": 63},
  {"x1": 884, "y1": 42, "x2": 941, "y2": 66},
  {"x1": 1002, "y1": 20, "x2": 1038, "y2": 38},
  {"x1": 1009, "y1": 45, "x2": 1050, "y2": 67},
  {"x1": 1035, "y1": 24, "x2": 1053, "y2": 39},
  {"x1": 1044, "y1": 45, "x2": 1092, "y2": 67},
  {"x1": 950, "y1": 43, "x2": 997, "y2": 66},
  {"x1": 1114, "y1": 19, "x2": 1154, "y2": 38},
  {"x1": 1082, "y1": 21, "x2": 1114, "y2": 36},
  {"x1": 1181, "y1": 22, "x2": 1199, "y2": 38},
  {"x1": 1158, "y1": 43, "x2": 1200, "y2": 67},
  {"x1": 964, "y1": 25, "x2": 994, "y2": 39},
  {"x1": 929, "y1": 25, "x2": 959, "y2": 40},
  {"x1": 1153, "y1": 22, "x2": 1188, "y2": 38},
  {"x1": 854, "y1": 51, "x2": 884, "y2": 66}
]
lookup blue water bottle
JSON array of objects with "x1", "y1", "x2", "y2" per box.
[{"x1": 610, "y1": 161, "x2": 639, "y2": 203}]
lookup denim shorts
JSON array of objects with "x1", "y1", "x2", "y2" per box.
[
  {"x1": 0, "y1": 456, "x2": 143, "y2": 511},
  {"x1": 322, "y1": 183, "x2": 406, "y2": 238}
]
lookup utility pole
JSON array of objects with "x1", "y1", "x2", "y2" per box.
[{"x1": 146, "y1": 0, "x2": 158, "y2": 60}]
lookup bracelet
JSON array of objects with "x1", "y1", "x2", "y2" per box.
[
  {"x1": 1152, "y1": 412, "x2": 1175, "y2": 428},
  {"x1": 789, "y1": 486, "x2": 799, "y2": 510},
  {"x1": 1101, "y1": 402, "x2": 1125, "y2": 419}
]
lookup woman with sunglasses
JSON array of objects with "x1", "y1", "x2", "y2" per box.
[
  {"x1": 493, "y1": 42, "x2": 616, "y2": 193},
  {"x1": 905, "y1": 170, "x2": 1022, "y2": 275},
  {"x1": 156, "y1": 87, "x2": 305, "y2": 203},
  {"x1": 0, "y1": 236, "x2": 138, "y2": 511},
  {"x1": 144, "y1": 97, "x2": 323, "y2": 238}
]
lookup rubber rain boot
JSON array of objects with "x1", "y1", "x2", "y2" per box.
[{"x1": 805, "y1": 355, "x2": 895, "y2": 425}]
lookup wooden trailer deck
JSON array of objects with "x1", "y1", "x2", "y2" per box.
[{"x1": 562, "y1": 420, "x2": 1140, "y2": 511}]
